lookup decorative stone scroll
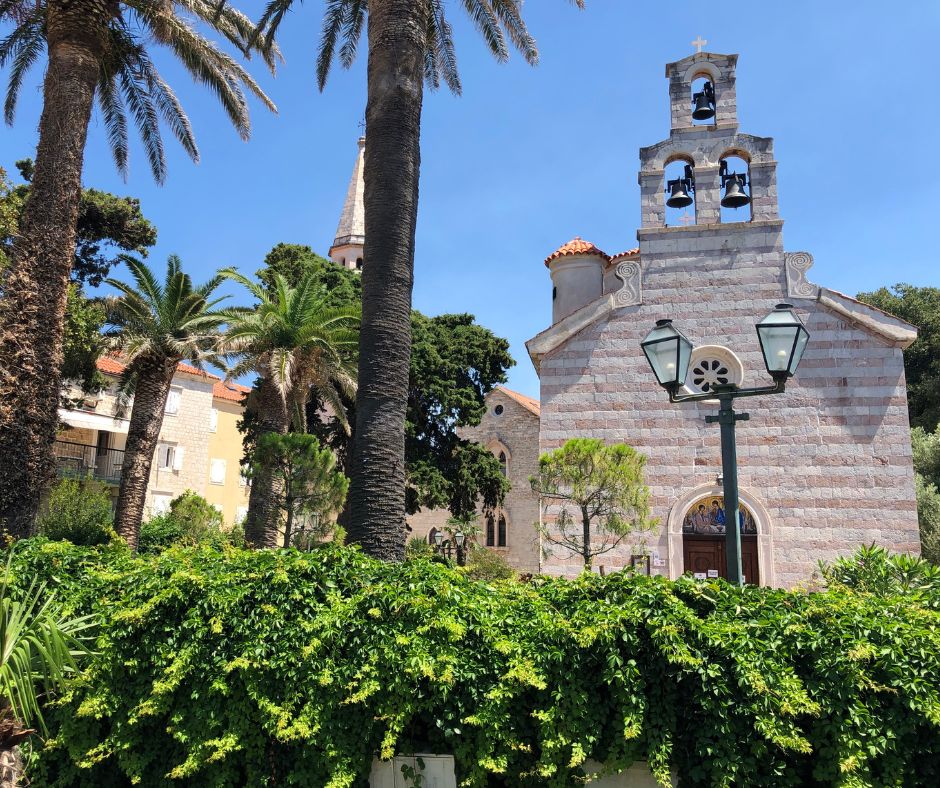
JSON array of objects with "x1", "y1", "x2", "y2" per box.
[
  {"x1": 785, "y1": 252, "x2": 819, "y2": 299},
  {"x1": 613, "y1": 260, "x2": 642, "y2": 307}
]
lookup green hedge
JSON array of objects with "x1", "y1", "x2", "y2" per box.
[{"x1": 8, "y1": 539, "x2": 940, "y2": 787}]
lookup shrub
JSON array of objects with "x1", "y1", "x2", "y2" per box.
[
  {"x1": 138, "y1": 491, "x2": 236, "y2": 553},
  {"x1": 36, "y1": 478, "x2": 115, "y2": 546},
  {"x1": 464, "y1": 547, "x2": 515, "y2": 581},
  {"x1": 819, "y1": 543, "x2": 940, "y2": 609},
  {"x1": 6, "y1": 541, "x2": 940, "y2": 787},
  {"x1": 405, "y1": 535, "x2": 433, "y2": 559}
]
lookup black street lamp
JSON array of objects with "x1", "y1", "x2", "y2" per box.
[
  {"x1": 433, "y1": 529, "x2": 467, "y2": 567},
  {"x1": 640, "y1": 304, "x2": 809, "y2": 586}
]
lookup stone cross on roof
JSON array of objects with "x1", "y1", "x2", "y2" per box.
[{"x1": 691, "y1": 35, "x2": 707, "y2": 53}]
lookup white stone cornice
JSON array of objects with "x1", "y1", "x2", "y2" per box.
[{"x1": 817, "y1": 288, "x2": 918, "y2": 349}]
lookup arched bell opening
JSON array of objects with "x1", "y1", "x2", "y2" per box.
[
  {"x1": 690, "y1": 75, "x2": 716, "y2": 126},
  {"x1": 719, "y1": 153, "x2": 752, "y2": 223},
  {"x1": 664, "y1": 157, "x2": 696, "y2": 227}
]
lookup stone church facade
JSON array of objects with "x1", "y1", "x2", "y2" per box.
[
  {"x1": 527, "y1": 51, "x2": 920, "y2": 586},
  {"x1": 332, "y1": 52, "x2": 920, "y2": 585}
]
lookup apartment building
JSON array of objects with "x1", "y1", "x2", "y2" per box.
[{"x1": 56, "y1": 357, "x2": 251, "y2": 525}]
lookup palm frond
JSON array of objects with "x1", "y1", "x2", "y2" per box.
[{"x1": 1, "y1": 14, "x2": 44, "y2": 125}]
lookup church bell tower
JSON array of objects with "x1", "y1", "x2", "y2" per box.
[
  {"x1": 329, "y1": 136, "x2": 366, "y2": 271},
  {"x1": 638, "y1": 50, "x2": 781, "y2": 252}
]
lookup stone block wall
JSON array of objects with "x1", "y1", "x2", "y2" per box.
[
  {"x1": 407, "y1": 389, "x2": 542, "y2": 574},
  {"x1": 145, "y1": 372, "x2": 215, "y2": 514},
  {"x1": 538, "y1": 238, "x2": 919, "y2": 586}
]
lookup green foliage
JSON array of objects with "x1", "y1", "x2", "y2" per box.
[
  {"x1": 2, "y1": 159, "x2": 157, "y2": 286},
  {"x1": 0, "y1": 551, "x2": 92, "y2": 736},
  {"x1": 250, "y1": 245, "x2": 514, "y2": 519},
  {"x1": 405, "y1": 535, "x2": 434, "y2": 560},
  {"x1": 911, "y1": 426, "x2": 940, "y2": 563},
  {"x1": 61, "y1": 285, "x2": 107, "y2": 395},
  {"x1": 819, "y1": 544, "x2": 940, "y2": 610},
  {"x1": 464, "y1": 548, "x2": 516, "y2": 582},
  {"x1": 37, "y1": 479, "x2": 116, "y2": 547},
  {"x1": 5, "y1": 541, "x2": 940, "y2": 787},
  {"x1": 532, "y1": 439, "x2": 656, "y2": 569},
  {"x1": 139, "y1": 491, "x2": 239, "y2": 553},
  {"x1": 249, "y1": 433, "x2": 349, "y2": 548},
  {"x1": 857, "y1": 284, "x2": 940, "y2": 431},
  {"x1": 916, "y1": 474, "x2": 940, "y2": 564},
  {"x1": 257, "y1": 243, "x2": 362, "y2": 307}
]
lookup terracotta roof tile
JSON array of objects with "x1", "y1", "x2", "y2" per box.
[
  {"x1": 544, "y1": 237, "x2": 609, "y2": 267},
  {"x1": 609, "y1": 248, "x2": 640, "y2": 261},
  {"x1": 95, "y1": 355, "x2": 220, "y2": 381},
  {"x1": 213, "y1": 380, "x2": 252, "y2": 403},
  {"x1": 495, "y1": 386, "x2": 540, "y2": 417}
]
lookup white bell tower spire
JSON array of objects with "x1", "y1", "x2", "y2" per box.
[{"x1": 328, "y1": 136, "x2": 366, "y2": 271}]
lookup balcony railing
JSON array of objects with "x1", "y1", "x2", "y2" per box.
[{"x1": 53, "y1": 440, "x2": 124, "y2": 485}]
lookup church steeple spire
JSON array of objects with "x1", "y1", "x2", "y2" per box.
[{"x1": 329, "y1": 136, "x2": 366, "y2": 271}]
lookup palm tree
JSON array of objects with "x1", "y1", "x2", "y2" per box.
[
  {"x1": 105, "y1": 255, "x2": 228, "y2": 551},
  {"x1": 0, "y1": 1, "x2": 277, "y2": 538},
  {"x1": 221, "y1": 270, "x2": 359, "y2": 548},
  {"x1": 251, "y1": 0, "x2": 584, "y2": 560},
  {"x1": 0, "y1": 552, "x2": 91, "y2": 786}
]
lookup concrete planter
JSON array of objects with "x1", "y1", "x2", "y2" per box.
[
  {"x1": 369, "y1": 756, "x2": 675, "y2": 787},
  {"x1": 369, "y1": 755, "x2": 456, "y2": 788}
]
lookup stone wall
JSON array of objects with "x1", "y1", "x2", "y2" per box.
[
  {"x1": 407, "y1": 388, "x2": 542, "y2": 574},
  {"x1": 538, "y1": 238, "x2": 918, "y2": 585}
]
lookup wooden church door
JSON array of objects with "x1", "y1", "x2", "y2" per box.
[{"x1": 680, "y1": 495, "x2": 760, "y2": 585}]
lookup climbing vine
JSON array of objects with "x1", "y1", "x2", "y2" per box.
[{"x1": 8, "y1": 539, "x2": 940, "y2": 787}]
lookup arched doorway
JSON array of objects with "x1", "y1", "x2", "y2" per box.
[{"x1": 681, "y1": 494, "x2": 759, "y2": 584}]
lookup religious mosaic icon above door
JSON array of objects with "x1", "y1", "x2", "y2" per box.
[{"x1": 682, "y1": 495, "x2": 757, "y2": 534}]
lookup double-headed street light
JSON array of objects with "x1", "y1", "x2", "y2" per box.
[
  {"x1": 641, "y1": 304, "x2": 809, "y2": 586},
  {"x1": 433, "y1": 529, "x2": 467, "y2": 566}
]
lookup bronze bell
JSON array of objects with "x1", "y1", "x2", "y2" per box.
[
  {"x1": 691, "y1": 81, "x2": 716, "y2": 121},
  {"x1": 666, "y1": 179, "x2": 693, "y2": 208},
  {"x1": 721, "y1": 174, "x2": 750, "y2": 209},
  {"x1": 692, "y1": 93, "x2": 715, "y2": 120},
  {"x1": 666, "y1": 164, "x2": 695, "y2": 209}
]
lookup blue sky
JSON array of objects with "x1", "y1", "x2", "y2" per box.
[{"x1": 2, "y1": 1, "x2": 937, "y2": 398}]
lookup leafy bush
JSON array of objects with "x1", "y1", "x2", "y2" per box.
[
  {"x1": 405, "y1": 535, "x2": 433, "y2": 559},
  {"x1": 819, "y1": 543, "x2": 940, "y2": 609},
  {"x1": 138, "y1": 490, "x2": 239, "y2": 552},
  {"x1": 36, "y1": 478, "x2": 115, "y2": 546},
  {"x1": 6, "y1": 541, "x2": 940, "y2": 787},
  {"x1": 464, "y1": 547, "x2": 516, "y2": 581}
]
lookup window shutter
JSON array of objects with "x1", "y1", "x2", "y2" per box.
[
  {"x1": 210, "y1": 458, "x2": 226, "y2": 484},
  {"x1": 172, "y1": 446, "x2": 184, "y2": 471},
  {"x1": 209, "y1": 408, "x2": 219, "y2": 432},
  {"x1": 165, "y1": 388, "x2": 181, "y2": 415}
]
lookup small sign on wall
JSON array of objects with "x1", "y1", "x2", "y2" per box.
[
  {"x1": 693, "y1": 572, "x2": 707, "y2": 580},
  {"x1": 707, "y1": 569, "x2": 718, "y2": 578}
]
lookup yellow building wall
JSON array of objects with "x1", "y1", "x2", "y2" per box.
[{"x1": 204, "y1": 398, "x2": 250, "y2": 527}]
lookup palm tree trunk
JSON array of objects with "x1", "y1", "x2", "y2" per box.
[
  {"x1": 0, "y1": 704, "x2": 31, "y2": 788},
  {"x1": 346, "y1": 0, "x2": 428, "y2": 562},
  {"x1": 245, "y1": 376, "x2": 289, "y2": 548},
  {"x1": 0, "y1": 2, "x2": 110, "y2": 538},
  {"x1": 115, "y1": 359, "x2": 178, "y2": 551}
]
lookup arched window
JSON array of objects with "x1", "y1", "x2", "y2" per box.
[
  {"x1": 427, "y1": 527, "x2": 438, "y2": 545},
  {"x1": 498, "y1": 451, "x2": 508, "y2": 477},
  {"x1": 690, "y1": 75, "x2": 716, "y2": 126},
  {"x1": 497, "y1": 515, "x2": 507, "y2": 547},
  {"x1": 719, "y1": 154, "x2": 752, "y2": 223},
  {"x1": 355, "y1": 257, "x2": 363, "y2": 270},
  {"x1": 485, "y1": 515, "x2": 496, "y2": 547},
  {"x1": 664, "y1": 157, "x2": 696, "y2": 228}
]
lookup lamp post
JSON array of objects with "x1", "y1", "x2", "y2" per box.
[
  {"x1": 433, "y1": 530, "x2": 467, "y2": 567},
  {"x1": 640, "y1": 304, "x2": 809, "y2": 586}
]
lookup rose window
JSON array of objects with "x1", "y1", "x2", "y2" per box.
[
  {"x1": 691, "y1": 358, "x2": 730, "y2": 392},
  {"x1": 684, "y1": 345, "x2": 744, "y2": 395}
]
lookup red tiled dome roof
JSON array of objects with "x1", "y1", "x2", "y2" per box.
[
  {"x1": 544, "y1": 237, "x2": 609, "y2": 267},
  {"x1": 609, "y1": 248, "x2": 640, "y2": 261}
]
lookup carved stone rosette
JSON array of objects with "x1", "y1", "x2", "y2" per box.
[
  {"x1": 613, "y1": 260, "x2": 642, "y2": 307},
  {"x1": 785, "y1": 252, "x2": 819, "y2": 299}
]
